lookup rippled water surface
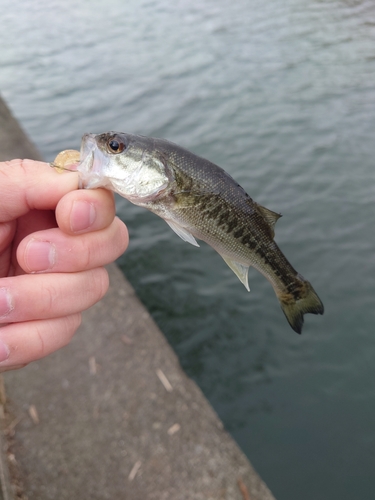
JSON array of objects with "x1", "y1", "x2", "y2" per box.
[{"x1": 1, "y1": 1, "x2": 375, "y2": 498}]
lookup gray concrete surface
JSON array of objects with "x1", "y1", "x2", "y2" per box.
[
  {"x1": 0, "y1": 98, "x2": 43, "y2": 162},
  {"x1": 0, "y1": 95, "x2": 276, "y2": 500}
]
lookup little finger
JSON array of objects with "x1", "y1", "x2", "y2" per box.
[{"x1": 0, "y1": 314, "x2": 82, "y2": 371}]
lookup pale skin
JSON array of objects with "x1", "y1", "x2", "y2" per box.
[{"x1": 0, "y1": 159, "x2": 129, "y2": 372}]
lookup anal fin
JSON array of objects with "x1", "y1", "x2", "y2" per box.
[{"x1": 221, "y1": 255, "x2": 250, "y2": 291}]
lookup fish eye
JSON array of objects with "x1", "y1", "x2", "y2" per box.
[{"x1": 107, "y1": 138, "x2": 126, "y2": 154}]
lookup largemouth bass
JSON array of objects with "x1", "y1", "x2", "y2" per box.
[{"x1": 77, "y1": 132, "x2": 324, "y2": 333}]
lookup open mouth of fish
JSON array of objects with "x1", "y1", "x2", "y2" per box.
[{"x1": 78, "y1": 133, "x2": 113, "y2": 189}]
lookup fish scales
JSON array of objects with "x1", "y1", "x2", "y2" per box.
[
  {"x1": 150, "y1": 138, "x2": 299, "y2": 292},
  {"x1": 77, "y1": 132, "x2": 324, "y2": 333}
]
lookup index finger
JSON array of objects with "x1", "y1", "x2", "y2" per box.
[{"x1": 0, "y1": 159, "x2": 79, "y2": 222}]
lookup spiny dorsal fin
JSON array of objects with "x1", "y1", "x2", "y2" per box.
[{"x1": 256, "y1": 203, "x2": 282, "y2": 237}]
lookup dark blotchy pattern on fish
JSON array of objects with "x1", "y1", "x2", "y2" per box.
[{"x1": 147, "y1": 137, "x2": 324, "y2": 333}]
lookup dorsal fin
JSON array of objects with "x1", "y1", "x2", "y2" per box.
[{"x1": 256, "y1": 203, "x2": 282, "y2": 237}]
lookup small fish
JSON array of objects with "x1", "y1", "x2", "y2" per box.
[{"x1": 77, "y1": 132, "x2": 324, "y2": 333}]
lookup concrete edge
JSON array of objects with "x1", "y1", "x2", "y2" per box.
[
  {"x1": 0, "y1": 94, "x2": 276, "y2": 500},
  {"x1": 0, "y1": 384, "x2": 13, "y2": 500}
]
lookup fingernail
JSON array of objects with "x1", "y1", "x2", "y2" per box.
[
  {"x1": 0, "y1": 340, "x2": 10, "y2": 362},
  {"x1": 70, "y1": 200, "x2": 96, "y2": 232},
  {"x1": 25, "y1": 240, "x2": 56, "y2": 272},
  {"x1": 0, "y1": 288, "x2": 13, "y2": 318}
]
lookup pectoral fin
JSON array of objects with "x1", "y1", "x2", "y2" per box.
[
  {"x1": 165, "y1": 220, "x2": 200, "y2": 247},
  {"x1": 220, "y1": 255, "x2": 250, "y2": 291}
]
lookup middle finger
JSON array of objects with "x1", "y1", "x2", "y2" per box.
[{"x1": 16, "y1": 218, "x2": 129, "y2": 274}]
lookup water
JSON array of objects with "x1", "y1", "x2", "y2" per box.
[{"x1": 1, "y1": 0, "x2": 375, "y2": 498}]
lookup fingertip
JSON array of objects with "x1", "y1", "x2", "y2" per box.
[
  {"x1": 56, "y1": 188, "x2": 116, "y2": 235},
  {"x1": 65, "y1": 312, "x2": 83, "y2": 341},
  {"x1": 114, "y1": 216, "x2": 130, "y2": 253}
]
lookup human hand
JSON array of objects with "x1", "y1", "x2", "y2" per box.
[{"x1": 0, "y1": 159, "x2": 129, "y2": 372}]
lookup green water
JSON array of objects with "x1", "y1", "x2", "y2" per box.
[{"x1": 1, "y1": 0, "x2": 375, "y2": 498}]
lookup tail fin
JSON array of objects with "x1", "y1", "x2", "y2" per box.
[{"x1": 275, "y1": 274, "x2": 324, "y2": 334}]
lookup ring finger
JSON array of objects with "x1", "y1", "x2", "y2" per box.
[{"x1": 0, "y1": 268, "x2": 109, "y2": 324}]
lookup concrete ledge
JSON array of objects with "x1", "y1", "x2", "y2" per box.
[
  {"x1": 0, "y1": 95, "x2": 276, "y2": 499},
  {"x1": 0, "y1": 98, "x2": 43, "y2": 162},
  {"x1": 4, "y1": 265, "x2": 275, "y2": 500}
]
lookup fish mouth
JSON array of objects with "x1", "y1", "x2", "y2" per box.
[{"x1": 77, "y1": 133, "x2": 111, "y2": 189}]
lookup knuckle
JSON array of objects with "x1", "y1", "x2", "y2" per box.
[
  {"x1": 34, "y1": 322, "x2": 46, "y2": 358},
  {"x1": 40, "y1": 282, "x2": 58, "y2": 316},
  {"x1": 76, "y1": 242, "x2": 92, "y2": 269}
]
